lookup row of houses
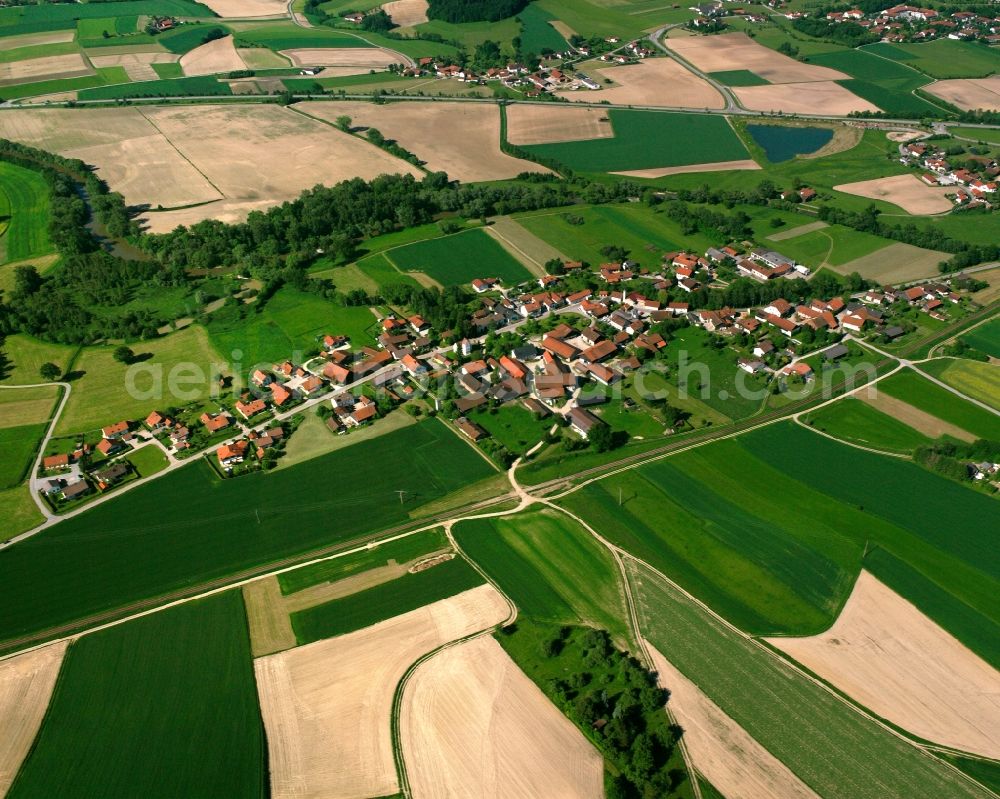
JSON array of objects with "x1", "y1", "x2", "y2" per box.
[{"x1": 823, "y1": 4, "x2": 1000, "y2": 44}]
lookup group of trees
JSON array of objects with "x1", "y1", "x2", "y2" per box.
[
  {"x1": 426, "y1": 0, "x2": 528, "y2": 23},
  {"x1": 914, "y1": 438, "x2": 1000, "y2": 484},
  {"x1": 792, "y1": 17, "x2": 878, "y2": 47}
]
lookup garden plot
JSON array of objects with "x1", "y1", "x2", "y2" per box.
[
  {"x1": 645, "y1": 643, "x2": 820, "y2": 799},
  {"x1": 0, "y1": 53, "x2": 92, "y2": 86},
  {"x1": 834, "y1": 174, "x2": 954, "y2": 215},
  {"x1": 179, "y1": 34, "x2": 247, "y2": 76},
  {"x1": 505, "y1": 104, "x2": 614, "y2": 145},
  {"x1": 301, "y1": 101, "x2": 548, "y2": 182},
  {"x1": 89, "y1": 51, "x2": 180, "y2": 82},
  {"x1": 0, "y1": 642, "x2": 68, "y2": 796},
  {"x1": 255, "y1": 584, "x2": 508, "y2": 799},
  {"x1": 926, "y1": 76, "x2": 1000, "y2": 112},
  {"x1": 768, "y1": 571, "x2": 1000, "y2": 759},
  {"x1": 567, "y1": 57, "x2": 725, "y2": 108},
  {"x1": 401, "y1": 635, "x2": 604, "y2": 799}
]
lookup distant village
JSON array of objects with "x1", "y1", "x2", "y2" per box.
[
  {"x1": 899, "y1": 141, "x2": 999, "y2": 210},
  {"x1": 815, "y1": 4, "x2": 1000, "y2": 45}
]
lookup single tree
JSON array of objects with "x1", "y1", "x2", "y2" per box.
[
  {"x1": 113, "y1": 346, "x2": 135, "y2": 365},
  {"x1": 40, "y1": 362, "x2": 61, "y2": 381},
  {"x1": 335, "y1": 115, "x2": 352, "y2": 132}
]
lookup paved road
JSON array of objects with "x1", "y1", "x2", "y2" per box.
[{"x1": 648, "y1": 24, "x2": 740, "y2": 112}]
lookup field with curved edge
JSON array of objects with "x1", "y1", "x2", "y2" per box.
[
  {"x1": 0, "y1": 162, "x2": 52, "y2": 265},
  {"x1": 0, "y1": 418, "x2": 498, "y2": 647},
  {"x1": 387, "y1": 227, "x2": 532, "y2": 286},
  {"x1": 802, "y1": 397, "x2": 932, "y2": 453},
  {"x1": 878, "y1": 367, "x2": 1000, "y2": 437}
]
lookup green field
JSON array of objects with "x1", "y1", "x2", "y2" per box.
[
  {"x1": 0, "y1": 423, "x2": 46, "y2": 489},
  {"x1": 534, "y1": 0, "x2": 694, "y2": 40},
  {"x1": 78, "y1": 75, "x2": 232, "y2": 101},
  {"x1": 9, "y1": 591, "x2": 264, "y2": 799},
  {"x1": 633, "y1": 563, "x2": 993, "y2": 799},
  {"x1": 961, "y1": 320, "x2": 1000, "y2": 358},
  {"x1": 861, "y1": 40, "x2": 1000, "y2": 79},
  {"x1": 878, "y1": 368, "x2": 1000, "y2": 439},
  {"x1": 517, "y1": 2, "x2": 570, "y2": 54},
  {"x1": 951, "y1": 126, "x2": 1000, "y2": 146},
  {"x1": 290, "y1": 554, "x2": 485, "y2": 643},
  {"x1": 465, "y1": 404, "x2": 551, "y2": 455},
  {"x1": 0, "y1": 0, "x2": 213, "y2": 37},
  {"x1": 802, "y1": 397, "x2": 932, "y2": 453},
  {"x1": 0, "y1": 70, "x2": 129, "y2": 102},
  {"x1": 918, "y1": 358, "x2": 1000, "y2": 412},
  {"x1": 764, "y1": 222, "x2": 889, "y2": 267},
  {"x1": 522, "y1": 110, "x2": 750, "y2": 172},
  {"x1": 564, "y1": 422, "x2": 1000, "y2": 666},
  {"x1": 208, "y1": 286, "x2": 379, "y2": 375},
  {"x1": 0, "y1": 418, "x2": 497, "y2": 646},
  {"x1": 454, "y1": 508, "x2": 634, "y2": 646},
  {"x1": 0, "y1": 333, "x2": 77, "y2": 385},
  {"x1": 0, "y1": 384, "x2": 58, "y2": 428},
  {"x1": 0, "y1": 161, "x2": 52, "y2": 265},
  {"x1": 236, "y1": 24, "x2": 457, "y2": 57},
  {"x1": 707, "y1": 69, "x2": 768, "y2": 86},
  {"x1": 0, "y1": 484, "x2": 43, "y2": 541},
  {"x1": 127, "y1": 444, "x2": 169, "y2": 477},
  {"x1": 151, "y1": 61, "x2": 184, "y2": 80},
  {"x1": 386, "y1": 228, "x2": 532, "y2": 286},
  {"x1": 806, "y1": 49, "x2": 944, "y2": 115},
  {"x1": 77, "y1": 15, "x2": 137, "y2": 39},
  {"x1": 277, "y1": 527, "x2": 449, "y2": 594}
]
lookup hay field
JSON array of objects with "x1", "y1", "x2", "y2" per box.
[
  {"x1": 768, "y1": 572, "x2": 1000, "y2": 759},
  {"x1": 0, "y1": 384, "x2": 59, "y2": 429},
  {"x1": 200, "y1": 0, "x2": 289, "y2": 16},
  {"x1": 89, "y1": 51, "x2": 179, "y2": 82},
  {"x1": 280, "y1": 47, "x2": 400, "y2": 69},
  {"x1": 735, "y1": 81, "x2": 879, "y2": 116},
  {"x1": 301, "y1": 101, "x2": 548, "y2": 182},
  {"x1": 0, "y1": 54, "x2": 92, "y2": 86},
  {"x1": 0, "y1": 642, "x2": 67, "y2": 797},
  {"x1": 832, "y1": 241, "x2": 949, "y2": 282},
  {"x1": 401, "y1": 635, "x2": 604, "y2": 799},
  {"x1": 255, "y1": 584, "x2": 508, "y2": 799},
  {"x1": 237, "y1": 47, "x2": 289, "y2": 69},
  {"x1": 669, "y1": 33, "x2": 848, "y2": 83},
  {"x1": 0, "y1": 31, "x2": 75, "y2": 50},
  {"x1": 179, "y1": 35, "x2": 247, "y2": 76},
  {"x1": 834, "y1": 174, "x2": 954, "y2": 215},
  {"x1": 614, "y1": 159, "x2": 760, "y2": 178},
  {"x1": 506, "y1": 104, "x2": 614, "y2": 145},
  {"x1": 859, "y1": 391, "x2": 974, "y2": 442},
  {"x1": 926, "y1": 76, "x2": 1000, "y2": 112},
  {"x1": 383, "y1": 0, "x2": 428, "y2": 26},
  {"x1": 568, "y1": 57, "x2": 725, "y2": 108},
  {"x1": 137, "y1": 103, "x2": 422, "y2": 228},
  {"x1": 645, "y1": 643, "x2": 820, "y2": 799}
]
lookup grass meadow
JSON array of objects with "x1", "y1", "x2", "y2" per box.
[
  {"x1": 387, "y1": 228, "x2": 532, "y2": 286},
  {"x1": 564, "y1": 422, "x2": 1000, "y2": 667},
  {"x1": 764, "y1": 222, "x2": 890, "y2": 267},
  {"x1": 522, "y1": 110, "x2": 749, "y2": 172},
  {"x1": 917, "y1": 359, "x2": 1000, "y2": 412},
  {"x1": 0, "y1": 423, "x2": 46, "y2": 488},
  {"x1": 0, "y1": 333, "x2": 78, "y2": 385},
  {"x1": 290, "y1": 554, "x2": 484, "y2": 643},
  {"x1": 0, "y1": 162, "x2": 53, "y2": 264},
  {"x1": 802, "y1": 398, "x2": 932, "y2": 453},
  {"x1": 277, "y1": 527, "x2": 449, "y2": 594},
  {"x1": 517, "y1": 3, "x2": 570, "y2": 53},
  {"x1": 8, "y1": 591, "x2": 265, "y2": 799},
  {"x1": 633, "y1": 563, "x2": 994, "y2": 799},
  {"x1": 0, "y1": 384, "x2": 59, "y2": 428},
  {"x1": 0, "y1": 0, "x2": 211, "y2": 37},
  {"x1": 465, "y1": 403, "x2": 551, "y2": 455},
  {"x1": 878, "y1": 368, "x2": 1000, "y2": 438},
  {"x1": 961, "y1": 320, "x2": 1000, "y2": 358},
  {"x1": 454, "y1": 507, "x2": 634, "y2": 647},
  {"x1": 0, "y1": 484, "x2": 42, "y2": 541},
  {"x1": 0, "y1": 418, "x2": 497, "y2": 645},
  {"x1": 78, "y1": 76, "x2": 232, "y2": 101},
  {"x1": 861, "y1": 39, "x2": 1000, "y2": 79}
]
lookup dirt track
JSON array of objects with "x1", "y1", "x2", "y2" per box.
[
  {"x1": 401, "y1": 635, "x2": 604, "y2": 798},
  {"x1": 255, "y1": 584, "x2": 509, "y2": 799},
  {"x1": 0, "y1": 641, "x2": 68, "y2": 796},
  {"x1": 767, "y1": 571, "x2": 1000, "y2": 759}
]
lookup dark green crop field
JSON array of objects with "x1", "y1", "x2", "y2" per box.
[
  {"x1": 78, "y1": 76, "x2": 232, "y2": 101},
  {"x1": 518, "y1": 2, "x2": 570, "y2": 54},
  {"x1": 387, "y1": 228, "x2": 532, "y2": 286},
  {"x1": 962, "y1": 319, "x2": 1000, "y2": 358},
  {"x1": 8, "y1": 591, "x2": 264, "y2": 799},
  {"x1": 0, "y1": 161, "x2": 52, "y2": 264},
  {"x1": 807, "y1": 49, "x2": 944, "y2": 116},
  {"x1": 291, "y1": 555, "x2": 485, "y2": 643},
  {"x1": 802, "y1": 397, "x2": 933, "y2": 453},
  {"x1": 522, "y1": 110, "x2": 750, "y2": 172},
  {"x1": 0, "y1": 423, "x2": 46, "y2": 489},
  {"x1": 0, "y1": 418, "x2": 496, "y2": 646},
  {"x1": 708, "y1": 69, "x2": 769, "y2": 86},
  {"x1": 878, "y1": 369, "x2": 1000, "y2": 440},
  {"x1": 0, "y1": 0, "x2": 214, "y2": 37}
]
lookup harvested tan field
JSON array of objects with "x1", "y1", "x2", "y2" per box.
[
  {"x1": 89, "y1": 51, "x2": 180, "y2": 82},
  {"x1": 200, "y1": 0, "x2": 289, "y2": 16},
  {"x1": 141, "y1": 199, "x2": 277, "y2": 233},
  {"x1": 382, "y1": 0, "x2": 429, "y2": 27},
  {"x1": 401, "y1": 635, "x2": 604, "y2": 799},
  {"x1": 0, "y1": 642, "x2": 68, "y2": 796},
  {"x1": 280, "y1": 47, "x2": 400, "y2": 70},
  {"x1": 734, "y1": 81, "x2": 879, "y2": 116},
  {"x1": 551, "y1": 19, "x2": 577, "y2": 40},
  {"x1": 859, "y1": 390, "x2": 975, "y2": 442},
  {"x1": 0, "y1": 53, "x2": 92, "y2": 86},
  {"x1": 487, "y1": 215, "x2": 566, "y2": 273},
  {"x1": 0, "y1": 107, "x2": 156, "y2": 151},
  {"x1": 767, "y1": 572, "x2": 1000, "y2": 759},
  {"x1": 833, "y1": 241, "x2": 950, "y2": 283},
  {"x1": 237, "y1": 47, "x2": 290, "y2": 69},
  {"x1": 300, "y1": 101, "x2": 549, "y2": 182},
  {"x1": 646, "y1": 643, "x2": 821, "y2": 799},
  {"x1": 255, "y1": 584, "x2": 509, "y2": 799},
  {"x1": 834, "y1": 174, "x2": 953, "y2": 214},
  {"x1": 567, "y1": 58, "x2": 724, "y2": 108},
  {"x1": 668, "y1": 33, "x2": 848, "y2": 83},
  {"x1": 0, "y1": 30, "x2": 75, "y2": 50},
  {"x1": 64, "y1": 134, "x2": 224, "y2": 209},
  {"x1": 179, "y1": 35, "x2": 247, "y2": 76},
  {"x1": 926, "y1": 76, "x2": 1000, "y2": 112},
  {"x1": 613, "y1": 159, "x2": 760, "y2": 178},
  {"x1": 506, "y1": 104, "x2": 614, "y2": 145},
  {"x1": 767, "y1": 220, "x2": 829, "y2": 241}
]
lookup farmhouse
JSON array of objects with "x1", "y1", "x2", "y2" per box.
[
  {"x1": 455, "y1": 417, "x2": 489, "y2": 442},
  {"x1": 568, "y1": 406, "x2": 603, "y2": 439}
]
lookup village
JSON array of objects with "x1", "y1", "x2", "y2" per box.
[
  {"x1": 899, "y1": 140, "x2": 1000, "y2": 210},
  {"x1": 33, "y1": 228, "x2": 986, "y2": 511},
  {"x1": 815, "y1": 3, "x2": 1000, "y2": 45}
]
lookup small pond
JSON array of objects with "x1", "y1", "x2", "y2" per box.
[{"x1": 747, "y1": 124, "x2": 833, "y2": 162}]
